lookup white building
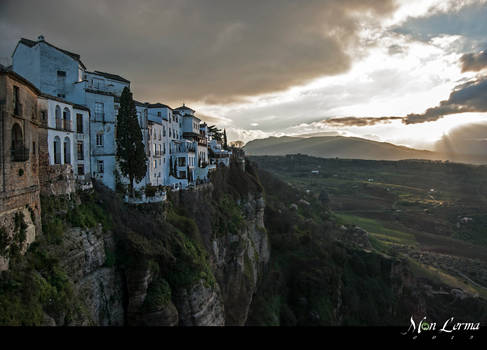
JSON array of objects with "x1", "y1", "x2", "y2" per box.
[
  {"x1": 12, "y1": 35, "x2": 132, "y2": 190},
  {"x1": 11, "y1": 35, "x2": 226, "y2": 196},
  {"x1": 37, "y1": 94, "x2": 91, "y2": 179}
]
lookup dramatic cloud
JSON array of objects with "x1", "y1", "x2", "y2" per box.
[
  {"x1": 403, "y1": 77, "x2": 487, "y2": 124},
  {"x1": 460, "y1": 50, "x2": 487, "y2": 72},
  {"x1": 393, "y1": 1, "x2": 487, "y2": 50},
  {"x1": 323, "y1": 116, "x2": 403, "y2": 126},
  {"x1": 435, "y1": 122, "x2": 487, "y2": 156},
  {"x1": 0, "y1": 0, "x2": 396, "y2": 104}
]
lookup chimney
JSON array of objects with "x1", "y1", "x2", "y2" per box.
[{"x1": 37, "y1": 35, "x2": 45, "y2": 41}]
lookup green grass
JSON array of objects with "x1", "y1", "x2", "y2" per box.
[{"x1": 335, "y1": 213, "x2": 417, "y2": 247}]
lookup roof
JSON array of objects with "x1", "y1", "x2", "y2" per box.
[
  {"x1": 91, "y1": 70, "x2": 130, "y2": 84},
  {"x1": 0, "y1": 65, "x2": 40, "y2": 95},
  {"x1": 85, "y1": 88, "x2": 117, "y2": 98},
  {"x1": 16, "y1": 37, "x2": 86, "y2": 70},
  {"x1": 147, "y1": 102, "x2": 173, "y2": 110},
  {"x1": 175, "y1": 104, "x2": 195, "y2": 113},
  {"x1": 39, "y1": 93, "x2": 90, "y2": 112}
]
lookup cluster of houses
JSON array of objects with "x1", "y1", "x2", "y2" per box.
[{"x1": 2, "y1": 35, "x2": 232, "y2": 203}]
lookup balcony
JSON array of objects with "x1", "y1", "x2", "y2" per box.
[
  {"x1": 56, "y1": 119, "x2": 63, "y2": 130},
  {"x1": 11, "y1": 145, "x2": 29, "y2": 162},
  {"x1": 153, "y1": 150, "x2": 162, "y2": 158},
  {"x1": 63, "y1": 120, "x2": 72, "y2": 131}
]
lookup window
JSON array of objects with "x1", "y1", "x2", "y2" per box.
[
  {"x1": 97, "y1": 160, "x2": 104, "y2": 173},
  {"x1": 32, "y1": 141, "x2": 36, "y2": 155},
  {"x1": 41, "y1": 111, "x2": 46, "y2": 121},
  {"x1": 78, "y1": 164, "x2": 85, "y2": 175},
  {"x1": 57, "y1": 71, "x2": 66, "y2": 98},
  {"x1": 157, "y1": 112, "x2": 161, "y2": 117},
  {"x1": 95, "y1": 102, "x2": 104, "y2": 121},
  {"x1": 96, "y1": 133, "x2": 104, "y2": 147},
  {"x1": 153, "y1": 160, "x2": 156, "y2": 169},
  {"x1": 13, "y1": 86, "x2": 21, "y2": 115},
  {"x1": 163, "y1": 126, "x2": 166, "y2": 137},
  {"x1": 77, "y1": 141, "x2": 84, "y2": 160},
  {"x1": 76, "y1": 114, "x2": 83, "y2": 133}
]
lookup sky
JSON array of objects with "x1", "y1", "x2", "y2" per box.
[{"x1": 1, "y1": 0, "x2": 487, "y2": 150}]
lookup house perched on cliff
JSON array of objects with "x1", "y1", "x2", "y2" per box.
[
  {"x1": 9, "y1": 35, "x2": 229, "y2": 200},
  {"x1": 0, "y1": 65, "x2": 42, "y2": 271}
]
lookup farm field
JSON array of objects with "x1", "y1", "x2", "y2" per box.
[{"x1": 250, "y1": 155, "x2": 487, "y2": 297}]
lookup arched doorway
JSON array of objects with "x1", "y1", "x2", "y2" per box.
[
  {"x1": 53, "y1": 136, "x2": 61, "y2": 164},
  {"x1": 63, "y1": 136, "x2": 71, "y2": 164}
]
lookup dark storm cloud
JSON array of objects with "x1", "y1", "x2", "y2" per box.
[
  {"x1": 460, "y1": 50, "x2": 487, "y2": 72},
  {"x1": 403, "y1": 77, "x2": 487, "y2": 124},
  {"x1": 324, "y1": 116, "x2": 403, "y2": 127},
  {"x1": 0, "y1": 0, "x2": 396, "y2": 104}
]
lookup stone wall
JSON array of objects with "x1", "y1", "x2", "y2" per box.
[{"x1": 0, "y1": 69, "x2": 42, "y2": 271}]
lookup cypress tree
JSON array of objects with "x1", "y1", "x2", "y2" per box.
[
  {"x1": 116, "y1": 87, "x2": 147, "y2": 197},
  {"x1": 223, "y1": 129, "x2": 228, "y2": 149}
]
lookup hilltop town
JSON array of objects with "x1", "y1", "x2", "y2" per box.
[{"x1": 0, "y1": 35, "x2": 235, "y2": 270}]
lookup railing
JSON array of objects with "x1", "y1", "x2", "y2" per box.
[
  {"x1": 63, "y1": 120, "x2": 72, "y2": 131},
  {"x1": 56, "y1": 119, "x2": 63, "y2": 130},
  {"x1": 154, "y1": 150, "x2": 161, "y2": 157},
  {"x1": 11, "y1": 145, "x2": 29, "y2": 162}
]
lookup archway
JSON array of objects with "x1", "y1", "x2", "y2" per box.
[{"x1": 63, "y1": 136, "x2": 71, "y2": 164}]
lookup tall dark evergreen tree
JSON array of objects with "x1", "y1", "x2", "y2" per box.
[
  {"x1": 208, "y1": 125, "x2": 223, "y2": 142},
  {"x1": 223, "y1": 129, "x2": 228, "y2": 149},
  {"x1": 116, "y1": 87, "x2": 147, "y2": 197}
]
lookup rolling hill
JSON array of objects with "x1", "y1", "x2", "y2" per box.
[{"x1": 244, "y1": 136, "x2": 444, "y2": 161}]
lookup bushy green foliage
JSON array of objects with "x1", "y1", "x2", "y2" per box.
[
  {"x1": 142, "y1": 279, "x2": 171, "y2": 312},
  {"x1": 0, "y1": 239, "x2": 80, "y2": 325}
]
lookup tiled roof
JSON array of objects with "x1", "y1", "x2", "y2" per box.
[
  {"x1": 175, "y1": 105, "x2": 195, "y2": 113},
  {"x1": 92, "y1": 70, "x2": 130, "y2": 84},
  {"x1": 147, "y1": 102, "x2": 173, "y2": 110},
  {"x1": 39, "y1": 93, "x2": 90, "y2": 112}
]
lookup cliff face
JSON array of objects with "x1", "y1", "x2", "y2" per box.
[
  {"x1": 100, "y1": 161, "x2": 267, "y2": 326},
  {"x1": 51, "y1": 225, "x2": 124, "y2": 326}
]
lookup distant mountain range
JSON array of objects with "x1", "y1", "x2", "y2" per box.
[{"x1": 244, "y1": 136, "x2": 487, "y2": 163}]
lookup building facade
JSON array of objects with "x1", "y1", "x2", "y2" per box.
[{"x1": 0, "y1": 66, "x2": 42, "y2": 271}]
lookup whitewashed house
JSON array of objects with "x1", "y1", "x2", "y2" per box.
[
  {"x1": 36, "y1": 94, "x2": 91, "y2": 185},
  {"x1": 11, "y1": 35, "x2": 225, "y2": 197},
  {"x1": 12, "y1": 35, "x2": 131, "y2": 190}
]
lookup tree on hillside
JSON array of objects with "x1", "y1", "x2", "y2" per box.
[
  {"x1": 229, "y1": 140, "x2": 244, "y2": 148},
  {"x1": 208, "y1": 125, "x2": 223, "y2": 142},
  {"x1": 116, "y1": 87, "x2": 147, "y2": 197},
  {"x1": 223, "y1": 129, "x2": 228, "y2": 149}
]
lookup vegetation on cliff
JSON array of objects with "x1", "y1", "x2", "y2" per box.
[{"x1": 246, "y1": 161, "x2": 487, "y2": 326}]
